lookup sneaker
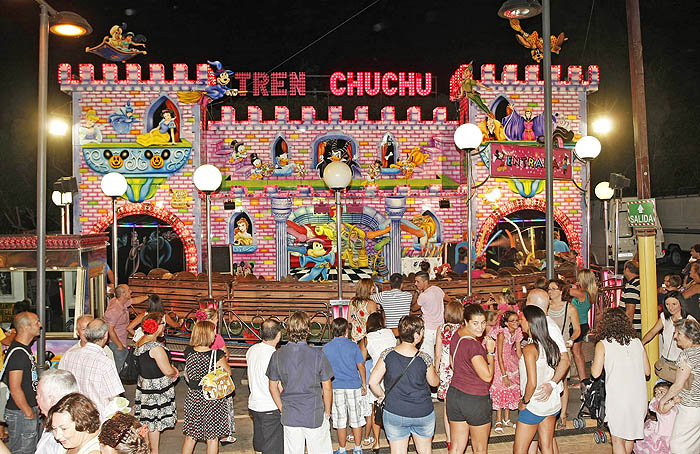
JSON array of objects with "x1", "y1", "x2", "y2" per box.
[
  {"x1": 353, "y1": 447, "x2": 363, "y2": 454},
  {"x1": 333, "y1": 450, "x2": 347, "y2": 454}
]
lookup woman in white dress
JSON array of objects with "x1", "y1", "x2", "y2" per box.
[{"x1": 591, "y1": 307, "x2": 650, "y2": 454}]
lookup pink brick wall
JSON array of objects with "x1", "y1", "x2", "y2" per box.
[{"x1": 61, "y1": 63, "x2": 598, "y2": 279}]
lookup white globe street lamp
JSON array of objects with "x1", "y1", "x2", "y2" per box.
[
  {"x1": 574, "y1": 135, "x2": 602, "y2": 267},
  {"x1": 322, "y1": 161, "x2": 352, "y2": 300},
  {"x1": 100, "y1": 172, "x2": 127, "y2": 288},
  {"x1": 453, "y1": 123, "x2": 483, "y2": 296},
  {"x1": 193, "y1": 165, "x2": 223, "y2": 301},
  {"x1": 595, "y1": 181, "x2": 615, "y2": 268}
]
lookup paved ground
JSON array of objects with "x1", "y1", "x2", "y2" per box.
[{"x1": 134, "y1": 342, "x2": 612, "y2": 453}]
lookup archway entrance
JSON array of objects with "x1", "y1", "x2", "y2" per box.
[
  {"x1": 475, "y1": 198, "x2": 581, "y2": 258},
  {"x1": 90, "y1": 203, "x2": 197, "y2": 273}
]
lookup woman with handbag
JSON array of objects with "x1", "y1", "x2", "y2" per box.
[
  {"x1": 642, "y1": 291, "x2": 696, "y2": 383},
  {"x1": 182, "y1": 320, "x2": 233, "y2": 454},
  {"x1": 445, "y1": 304, "x2": 496, "y2": 454},
  {"x1": 369, "y1": 315, "x2": 439, "y2": 454},
  {"x1": 658, "y1": 319, "x2": 700, "y2": 453},
  {"x1": 133, "y1": 313, "x2": 178, "y2": 454}
]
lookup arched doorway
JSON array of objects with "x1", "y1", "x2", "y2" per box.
[
  {"x1": 475, "y1": 198, "x2": 581, "y2": 257},
  {"x1": 90, "y1": 203, "x2": 197, "y2": 273}
]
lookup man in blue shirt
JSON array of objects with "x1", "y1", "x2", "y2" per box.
[
  {"x1": 267, "y1": 312, "x2": 334, "y2": 454},
  {"x1": 553, "y1": 230, "x2": 570, "y2": 256},
  {"x1": 322, "y1": 318, "x2": 367, "y2": 454}
]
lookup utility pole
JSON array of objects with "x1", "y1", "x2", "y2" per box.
[{"x1": 626, "y1": 0, "x2": 657, "y2": 397}]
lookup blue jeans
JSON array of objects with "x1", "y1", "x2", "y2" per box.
[
  {"x1": 6, "y1": 407, "x2": 40, "y2": 454},
  {"x1": 108, "y1": 342, "x2": 128, "y2": 372},
  {"x1": 383, "y1": 409, "x2": 435, "y2": 442}
]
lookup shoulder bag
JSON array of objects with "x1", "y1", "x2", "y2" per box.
[
  {"x1": 199, "y1": 349, "x2": 235, "y2": 400},
  {"x1": 373, "y1": 350, "x2": 419, "y2": 427}
]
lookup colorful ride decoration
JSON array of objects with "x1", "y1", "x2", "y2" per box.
[
  {"x1": 85, "y1": 24, "x2": 147, "y2": 62},
  {"x1": 89, "y1": 203, "x2": 197, "y2": 272},
  {"x1": 59, "y1": 61, "x2": 598, "y2": 279}
]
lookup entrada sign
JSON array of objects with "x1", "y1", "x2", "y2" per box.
[{"x1": 489, "y1": 144, "x2": 573, "y2": 180}]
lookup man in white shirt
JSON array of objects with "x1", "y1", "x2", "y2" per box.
[
  {"x1": 35, "y1": 369, "x2": 79, "y2": 454},
  {"x1": 58, "y1": 319, "x2": 124, "y2": 421},
  {"x1": 58, "y1": 315, "x2": 113, "y2": 369},
  {"x1": 246, "y1": 319, "x2": 283, "y2": 454}
]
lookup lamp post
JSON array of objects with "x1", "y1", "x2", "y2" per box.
[
  {"x1": 595, "y1": 182, "x2": 615, "y2": 268},
  {"x1": 575, "y1": 136, "x2": 602, "y2": 268},
  {"x1": 453, "y1": 123, "x2": 483, "y2": 296},
  {"x1": 52, "y1": 176, "x2": 77, "y2": 234},
  {"x1": 100, "y1": 173, "x2": 127, "y2": 289},
  {"x1": 322, "y1": 161, "x2": 353, "y2": 301},
  {"x1": 193, "y1": 165, "x2": 223, "y2": 300},
  {"x1": 34, "y1": 0, "x2": 91, "y2": 368}
]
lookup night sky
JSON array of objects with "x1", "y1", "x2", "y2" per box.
[{"x1": 1, "y1": 0, "x2": 698, "y2": 233}]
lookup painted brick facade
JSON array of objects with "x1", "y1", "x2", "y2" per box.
[{"x1": 60, "y1": 63, "x2": 598, "y2": 279}]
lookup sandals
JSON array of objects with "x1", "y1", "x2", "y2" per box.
[
  {"x1": 347, "y1": 434, "x2": 355, "y2": 443},
  {"x1": 502, "y1": 419, "x2": 513, "y2": 427},
  {"x1": 362, "y1": 436, "x2": 376, "y2": 446},
  {"x1": 556, "y1": 419, "x2": 567, "y2": 430},
  {"x1": 494, "y1": 421, "x2": 504, "y2": 434}
]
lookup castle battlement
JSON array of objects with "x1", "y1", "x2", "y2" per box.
[
  {"x1": 59, "y1": 63, "x2": 211, "y2": 91},
  {"x1": 207, "y1": 105, "x2": 451, "y2": 128},
  {"x1": 479, "y1": 64, "x2": 599, "y2": 91}
]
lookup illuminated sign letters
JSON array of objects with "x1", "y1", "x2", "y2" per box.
[{"x1": 330, "y1": 72, "x2": 433, "y2": 97}]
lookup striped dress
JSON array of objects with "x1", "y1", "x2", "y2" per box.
[{"x1": 134, "y1": 341, "x2": 177, "y2": 432}]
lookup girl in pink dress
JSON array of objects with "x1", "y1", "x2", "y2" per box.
[
  {"x1": 634, "y1": 382, "x2": 677, "y2": 454},
  {"x1": 489, "y1": 310, "x2": 523, "y2": 433},
  {"x1": 434, "y1": 302, "x2": 465, "y2": 451}
]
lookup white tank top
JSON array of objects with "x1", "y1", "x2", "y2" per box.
[{"x1": 519, "y1": 343, "x2": 562, "y2": 416}]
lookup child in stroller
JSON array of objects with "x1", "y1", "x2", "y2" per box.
[{"x1": 572, "y1": 373, "x2": 608, "y2": 444}]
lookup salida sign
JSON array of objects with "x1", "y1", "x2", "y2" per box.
[
  {"x1": 228, "y1": 71, "x2": 433, "y2": 97},
  {"x1": 627, "y1": 199, "x2": 657, "y2": 228}
]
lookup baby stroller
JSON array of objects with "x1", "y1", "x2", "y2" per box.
[{"x1": 572, "y1": 374, "x2": 608, "y2": 444}]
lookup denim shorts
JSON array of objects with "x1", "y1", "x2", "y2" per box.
[
  {"x1": 383, "y1": 409, "x2": 435, "y2": 442},
  {"x1": 518, "y1": 408, "x2": 560, "y2": 425}
]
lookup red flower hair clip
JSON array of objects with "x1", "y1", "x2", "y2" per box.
[
  {"x1": 142, "y1": 319, "x2": 159, "y2": 334},
  {"x1": 195, "y1": 310, "x2": 207, "y2": 321}
]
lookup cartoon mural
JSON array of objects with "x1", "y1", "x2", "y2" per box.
[
  {"x1": 78, "y1": 110, "x2": 103, "y2": 145},
  {"x1": 449, "y1": 62, "x2": 493, "y2": 115},
  {"x1": 108, "y1": 101, "x2": 136, "y2": 134},
  {"x1": 509, "y1": 19, "x2": 567, "y2": 63},
  {"x1": 60, "y1": 61, "x2": 598, "y2": 280},
  {"x1": 86, "y1": 24, "x2": 147, "y2": 62}
]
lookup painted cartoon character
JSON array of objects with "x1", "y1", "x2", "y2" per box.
[
  {"x1": 108, "y1": 101, "x2": 136, "y2": 134},
  {"x1": 79, "y1": 110, "x2": 103, "y2": 145},
  {"x1": 177, "y1": 60, "x2": 241, "y2": 104},
  {"x1": 381, "y1": 134, "x2": 396, "y2": 167},
  {"x1": 391, "y1": 148, "x2": 429, "y2": 178},
  {"x1": 366, "y1": 160, "x2": 382, "y2": 184},
  {"x1": 450, "y1": 61, "x2": 493, "y2": 115},
  {"x1": 293, "y1": 161, "x2": 308, "y2": 179},
  {"x1": 117, "y1": 32, "x2": 147, "y2": 53},
  {"x1": 478, "y1": 115, "x2": 507, "y2": 141},
  {"x1": 233, "y1": 216, "x2": 253, "y2": 246},
  {"x1": 493, "y1": 148, "x2": 508, "y2": 172},
  {"x1": 136, "y1": 109, "x2": 177, "y2": 146},
  {"x1": 295, "y1": 239, "x2": 336, "y2": 282},
  {"x1": 510, "y1": 19, "x2": 567, "y2": 63},
  {"x1": 502, "y1": 104, "x2": 554, "y2": 142},
  {"x1": 316, "y1": 139, "x2": 361, "y2": 178},
  {"x1": 249, "y1": 153, "x2": 264, "y2": 180},
  {"x1": 230, "y1": 140, "x2": 247, "y2": 163},
  {"x1": 412, "y1": 213, "x2": 437, "y2": 250}
]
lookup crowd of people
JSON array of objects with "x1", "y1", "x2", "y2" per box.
[{"x1": 1, "y1": 263, "x2": 700, "y2": 454}]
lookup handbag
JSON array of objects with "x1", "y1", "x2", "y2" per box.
[
  {"x1": 199, "y1": 349, "x2": 235, "y2": 400},
  {"x1": 373, "y1": 350, "x2": 419, "y2": 427},
  {"x1": 119, "y1": 348, "x2": 140, "y2": 385},
  {"x1": 654, "y1": 341, "x2": 693, "y2": 390}
]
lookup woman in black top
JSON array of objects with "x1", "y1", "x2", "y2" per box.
[{"x1": 369, "y1": 315, "x2": 439, "y2": 454}]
